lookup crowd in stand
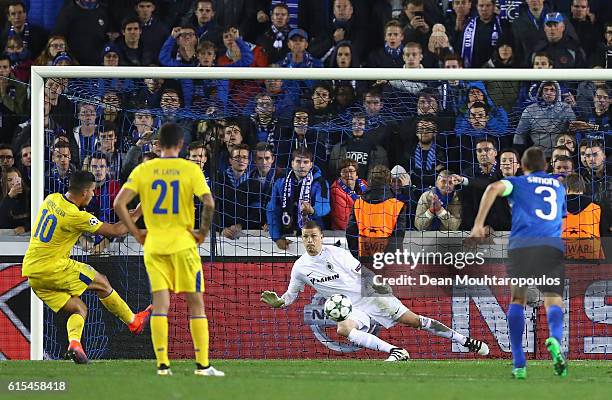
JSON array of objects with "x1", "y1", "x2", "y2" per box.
[{"x1": 0, "y1": 0, "x2": 610, "y2": 252}]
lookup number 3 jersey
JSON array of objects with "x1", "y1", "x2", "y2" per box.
[
  {"x1": 281, "y1": 245, "x2": 363, "y2": 306},
  {"x1": 501, "y1": 171, "x2": 566, "y2": 250},
  {"x1": 123, "y1": 157, "x2": 210, "y2": 255},
  {"x1": 22, "y1": 193, "x2": 103, "y2": 276}
]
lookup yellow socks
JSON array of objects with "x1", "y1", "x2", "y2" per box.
[
  {"x1": 151, "y1": 314, "x2": 169, "y2": 367},
  {"x1": 99, "y1": 290, "x2": 135, "y2": 325},
  {"x1": 67, "y1": 314, "x2": 85, "y2": 342},
  {"x1": 189, "y1": 316, "x2": 209, "y2": 367}
]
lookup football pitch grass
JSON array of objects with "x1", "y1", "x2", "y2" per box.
[{"x1": 1, "y1": 359, "x2": 611, "y2": 400}]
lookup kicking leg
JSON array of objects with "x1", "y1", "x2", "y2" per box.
[
  {"x1": 90, "y1": 272, "x2": 152, "y2": 334},
  {"x1": 508, "y1": 285, "x2": 528, "y2": 379},
  {"x1": 544, "y1": 292, "x2": 567, "y2": 377},
  {"x1": 60, "y1": 297, "x2": 89, "y2": 364},
  {"x1": 185, "y1": 292, "x2": 224, "y2": 377},
  {"x1": 397, "y1": 309, "x2": 489, "y2": 356}
]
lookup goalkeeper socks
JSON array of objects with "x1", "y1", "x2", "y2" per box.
[
  {"x1": 347, "y1": 329, "x2": 394, "y2": 353},
  {"x1": 99, "y1": 289, "x2": 135, "y2": 325},
  {"x1": 67, "y1": 313, "x2": 85, "y2": 342},
  {"x1": 189, "y1": 316, "x2": 210, "y2": 367},
  {"x1": 418, "y1": 316, "x2": 466, "y2": 344},
  {"x1": 151, "y1": 314, "x2": 170, "y2": 367},
  {"x1": 546, "y1": 305, "x2": 563, "y2": 344},
  {"x1": 507, "y1": 303, "x2": 526, "y2": 368}
]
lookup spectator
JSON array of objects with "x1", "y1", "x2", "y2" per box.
[
  {"x1": 159, "y1": 87, "x2": 193, "y2": 145},
  {"x1": 367, "y1": 19, "x2": 405, "y2": 68},
  {"x1": 180, "y1": 41, "x2": 229, "y2": 110},
  {"x1": 88, "y1": 152, "x2": 120, "y2": 223},
  {"x1": 121, "y1": 128, "x2": 162, "y2": 182},
  {"x1": 455, "y1": 82, "x2": 509, "y2": 136},
  {"x1": 33, "y1": 35, "x2": 68, "y2": 66},
  {"x1": 259, "y1": 71, "x2": 300, "y2": 118},
  {"x1": 73, "y1": 102, "x2": 98, "y2": 166},
  {"x1": 437, "y1": 53, "x2": 469, "y2": 115},
  {"x1": 514, "y1": 81, "x2": 576, "y2": 157},
  {"x1": 483, "y1": 36, "x2": 519, "y2": 68},
  {"x1": 329, "y1": 113, "x2": 388, "y2": 179},
  {"x1": 45, "y1": 141, "x2": 75, "y2": 196},
  {"x1": 96, "y1": 122, "x2": 123, "y2": 181},
  {"x1": 516, "y1": 51, "x2": 554, "y2": 110},
  {"x1": 457, "y1": 0, "x2": 512, "y2": 68},
  {"x1": 215, "y1": 143, "x2": 251, "y2": 239},
  {"x1": 444, "y1": 0, "x2": 472, "y2": 46},
  {"x1": 591, "y1": 21, "x2": 612, "y2": 68},
  {"x1": 135, "y1": 0, "x2": 169, "y2": 58},
  {"x1": 457, "y1": 137, "x2": 512, "y2": 230},
  {"x1": 580, "y1": 140, "x2": 611, "y2": 210},
  {"x1": 240, "y1": 142, "x2": 278, "y2": 231},
  {"x1": 552, "y1": 154, "x2": 574, "y2": 176},
  {"x1": 280, "y1": 28, "x2": 323, "y2": 91},
  {"x1": 127, "y1": 108, "x2": 157, "y2": 150},
  {"x1": 346, "y1": 164, "x2": 406, "y2": 257},
  {"x1": 404, "y1": 115, "x2": 447, "y2": 193},
  {"x1": 309, "y1": 0, "x2": 367, "y2": 65},
  {"x1": 562, "y1": 173, "x2": 608, "y2": 259},
  {"x1": 187, "y1": 140, "x2": 210, "y2": 182},
  {"x1": 276, "y1": 108, "x2": 327, "y2": 172},
  {"x1": 115, "y1": 16, "x2": 155, "y2": 67},
  {"x1": 330, "y1": 158, "x2": 368, "y2": 230},
  {"x1": 5, "y1": 36, "x2": 32, "y2": 82},
  {"x1": 216, "y1": 120, "x2": 245, "y2": 174},
  {"x1": 415, "y1": 170, "x2": 461, "y2": 231},
  {"x1": 0, "y1": 166, "x2": 29, "y2": 233},
  {"x1": 17, "y1": 142, "x2": 30, "y2": 184},
  {"x1": 0, "y1": 1, "x2": 48, "y2": 59},
  {"x1": 246, "y1": 93, "x2": 282, "y2": 148},
  {"x1": 185, "y1": 0, "x2": 221, "y2": 48},
  {"x1": 334, "y1": 81, "x2": 357, "y2": 113},
  {"x1": 399, "y1": 0, "x2": 442, "y2": 60},
  {"x1": 0, "y1": 53, "x2": 27, "y2": 119},
  {"x1": 512, "y1": 0, "x2": 557, "y2": 64},
  {"x1": 0, "y1": 144, "x2": 15, "y2": 172},
  {"x1": 555, "y1": 132, "x2": 577, "y2": 155},
  {"x1": 53, "y1": 0, "x2": 112, "y2": 66},
  {"x1": 256, "y1": 2, "x2": 292, "y2": 64},
  {"x1": 267, "y1": 146, "x2": 330, "y2": 250},
  {"x1": 569, "y1": 0, "x2": 601, "y2": 59},
  {"x1": 159, "y1": 25, "x2": 198, "y2": 67},
  {"x1": 528, "y1": 12, "x2": 586, "y2": 68},
  {"x1": 572, "y1": 86, "x2": 611, "y2": 133},
  {"x1": 386, "y1": 42, "x2": 428, "y2": 95},
  {"x1": 499, "y1": 148, "x2": 521, "y2": 177}
]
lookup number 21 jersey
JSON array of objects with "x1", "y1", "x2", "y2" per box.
[
  {"x1": 122, "y1": 157, "x2": 210, "y2": 254},
  {"x1": 501, "y1": 171, "x2": 566, "y2": 250}
]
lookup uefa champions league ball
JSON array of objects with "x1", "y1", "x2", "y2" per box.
[{"x1": 324, "y1": 294, "x2": 352, "y2": 322}]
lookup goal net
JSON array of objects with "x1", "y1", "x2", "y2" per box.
[{"x1": 18, "y1": 66, "x2": 612, "y2": 361}]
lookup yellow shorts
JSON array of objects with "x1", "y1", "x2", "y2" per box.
[
  {"x1": 144, "y1": 246, "x2": 204, "y2": 293},
  {"x1": 28, "y1": 259, "x2": 97, "y2": 312}
]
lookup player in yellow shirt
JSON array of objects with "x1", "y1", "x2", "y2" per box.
[
  {"x1": 22, "y1": 170, "x2": 152, "y2": 364},
  {"x1": 114, "y1": 122, "x2": 222, "y2": 377}
]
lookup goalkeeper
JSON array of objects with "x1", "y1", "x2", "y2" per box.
[{"x1": 261, "y1": 220, "x2": 489, "y2": 360}]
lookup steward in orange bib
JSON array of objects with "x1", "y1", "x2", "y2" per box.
[
  {"x1": 346, "y1": 165, "x2": 407, "y2": 258},
  {"x1": 562, "y1": 174, "x2": 608, "y2": 260}
]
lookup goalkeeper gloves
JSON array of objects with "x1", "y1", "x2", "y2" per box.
[{"x1": 261, "y1": 291, "x2": 285, "y2": 308}]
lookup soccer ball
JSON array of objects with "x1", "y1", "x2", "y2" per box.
[{"x1": 324, "y1": 294, "x2": 352, "y2": 322}]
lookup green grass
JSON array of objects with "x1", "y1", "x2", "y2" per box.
[{"x1": 0, "y1": 359, "x2": 611, "y2": 400}]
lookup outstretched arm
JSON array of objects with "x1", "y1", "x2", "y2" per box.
[
  {"x1": 113, "y1": 187, "x2": 143, "y2": 242},
  {"x1": 261, "y1": 268, "x2": 304, "y2": 308}
]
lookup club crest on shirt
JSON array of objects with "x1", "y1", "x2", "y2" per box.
[{"x1": 326, "y1": 263, "x2": 334, "y2": 271}]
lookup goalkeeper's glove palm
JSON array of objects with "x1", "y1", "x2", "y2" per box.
[{"x1": 261, "y1": 291, "x2": 285, "y2": 308}]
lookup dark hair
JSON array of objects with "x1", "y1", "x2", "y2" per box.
[
  {"x1": 19, "y1": 142, "x2": 30, "y2": 153},
  {"x1": 443, "y1": 53, "x2": 463, "y2": 66},
  {"x1": 121, "y1": 16, "x2": 141, "y2": 31},
  {"x1": 254, "y1": 142, "x2": 274, "y2": 154},
  {"x1": 302, "y1": 220, "x2": 322, "y2": 232},
  {"x1": 368, "y1": 165, "x2": 391, "y2": 187},
  {"x1": 500, "y1": 148, "x2": 520, "y2": 160},
  {"x1": 68, "y1": 171, "x2": 96, "y2": 193},
  {"x1": 0, "y1": 143, "x2": 13, "y2": 153},
  {"x1": 469, "y1": 101, "x2": 489, "y2": 113},
  {"x1": 0, "y1": 54, "x2": 11, "y2": 64},
  {"x1": 271, "y1": 2, "x2": 289, "y2": 13},
  {"x1": 158, "y1": 122, "x2": 183, "y2": 148},
  {"x1": 554, "y1": 154, "x2": 573, "y2": 165},
  {"x1": 521, "y1": 146, "x2": 547, "y2": 172},
  {"x1": 475, "y1": 137, "x2": 496, "y2": 149},
  {"x1": 230, "y1": 143, "x2": 250, "y2": 157},
  {"x1": 188, "y1": 140, "x2": 206, "y2": 151},
  {"x1": 578, "y1": 138, "x2": 604, "y2": 151},
  {"x1": 564, "y1": 173, "x2": 585, "y2": 193},
  {"x1": 338, "y1": 158, "x2": 358, "y2": 173},
  {"x1": 292, "y1": 146, "x2": 313, "y2": 162},
  {"x1": 90, "y1": 152, "x2": 108, "y2": 164},
  {"x1": 384, "y1": 19, "x2": 403, "y2": 32},
  {"x1": 6, "y1": 1, "x2": 26, "y2": 12},
  {"x1": 100, "y1": 121, "x2": 117, "y2": 134}
]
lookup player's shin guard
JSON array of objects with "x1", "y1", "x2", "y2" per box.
[
  {"x1": 67, "y1": 314, "x2": 85, "y2": 342},
  {"x1": 347, "y1": 328, "x2": 394, "y2": 353},
  {"x1": 189, "y1": 316, "x2": 209, "y2": 367},
  {"x1": 418, "y1": 316, "x2": 466, "y2": 344},
  {"x1": 151, "y1": 314, "x2": 170, "y2": 367},
  {"x1": 99, "y1": 289, "x2": 135, "y2": 325},
  {"x1": 546, "y1": 305, "x2": 563, "y2": 344},
  {"x1": 507, "y1": 304, "x2": 526, "y2": 368}
]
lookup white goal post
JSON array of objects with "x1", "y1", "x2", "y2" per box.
[{"x1": 29, "y1": 66, "x2": 612, "y2": 360}]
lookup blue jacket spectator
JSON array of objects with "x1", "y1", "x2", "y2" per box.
[
  {"x1": 455, "y1": 81, "x2": 509, "y2": 136},
  {"x1": 267, "y1": 147, "x2": 330, "y2": 245}
]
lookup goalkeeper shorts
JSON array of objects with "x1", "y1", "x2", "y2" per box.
[{"x1": 348, "y1": 296, "x2": 408, "y2": 329}]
